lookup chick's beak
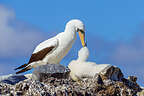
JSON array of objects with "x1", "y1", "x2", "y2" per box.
[{"x1": 78, "y1": 31, "x2": 86, "y2": 47}]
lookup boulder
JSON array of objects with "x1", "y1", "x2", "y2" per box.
[
  {"x1": 100, "y1": 65, "x2": 124, "y2": 81},
  {"x1": 137, "y1": 87, "x2": 144, "y2": 96},
  {"x1": 0, "y1": 75, "x2": 142, "y2": 96},
  {"x1": 32, "y1": 64, "x2": 70, "y2": 81},
  {"x1": 0, "y1": 74, "x2": 27, "y2": 85},
  {"x1": 0, "y1": 65, "x2": 142, "y2": 96}
]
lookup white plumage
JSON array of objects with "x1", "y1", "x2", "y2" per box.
[
  {"x1": 68, "y1": 47, "x2": 110, "y2": 81},
  {"x1": 15, "y1": 19, "x2": 86, "y2": 74},
  {"x1": 33, "y1": 38, "x2": 58, "y2": 54}
]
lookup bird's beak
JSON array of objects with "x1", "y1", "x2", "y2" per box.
[{"x1": 78, "y1": 31, "x2": 86, "y2": 47}]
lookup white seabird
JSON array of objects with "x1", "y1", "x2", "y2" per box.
[
  {"x1": 68, "y1": 47, "x2": 110, "y2": 81},
  {"x1": 15, "y1": 19, "x2": 86, "y2": 74}
]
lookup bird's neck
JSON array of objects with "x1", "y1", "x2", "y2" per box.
[
  {"x1": 64, "y1": 23, "x2": 76, "y2": 34},
  {"x1": 64, "y1": 25, "x2": 76, "y2": 39},
  {"x1": 77, "y1": 57, "x2": 87, "y2": 62}
]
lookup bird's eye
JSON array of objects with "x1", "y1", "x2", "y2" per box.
[{"x1": 78, "y1": 29, "x2": 84, "y2": 33}]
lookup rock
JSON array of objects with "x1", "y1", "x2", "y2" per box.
[
  {"x1": 0, "y1": 74, "x2": 27, "y2": 85},
  {"x1": 24, "y1": 74, "x2": 32, "y2": 80},
  {"x1": 0, "y1": 74, "x2": 13, "y2": 81},
  {"x1": 0, "y1": 76, "x2": 141, "y2": 96},
  {"x1": 32, "y1": 64, "x2": 70, "y2": 81},
  {"x1": 103, "y1": 79, "x2": 115, "y2": 86},
  {"x1": 128, "y1": 76, "x2": 137, "y2": 83},
  {"x1": 121, "y1": 78, "x2": 141, "y2": 92},
  {"x1": 0, "y1": 65, "x2": 142, "y2": 96},
  {"x1": 94, "y1": 74, "x2": 104, "y2": 85},
  {"x1": 100, "y1": 65, "x2": 124, "y2": 81},
  {"x1": 137, "y1": 87, "x2": 144, "y2": 96}
]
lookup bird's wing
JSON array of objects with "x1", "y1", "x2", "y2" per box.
[
  {"x1": 15, "y1": 37, "x2": 59, "y2": 74},
  {"x1": 28, "y1": 38, "x2": 58, "y2": 64}
]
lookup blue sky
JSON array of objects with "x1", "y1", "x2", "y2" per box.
[{"x1": 0, "y1": 0, "x2": 144, "y2": 86}]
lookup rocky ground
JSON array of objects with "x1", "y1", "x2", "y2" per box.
[{"x1": 0, "y1": 64, "x2": 143, "y2": 96}]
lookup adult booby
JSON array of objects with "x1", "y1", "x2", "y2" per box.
[
  {"x1": 68, "y1": 47, "x2": 110, "y2": 81},
  {"x1": 15, "y1": 19, "x2": 86, "y2": 74}
]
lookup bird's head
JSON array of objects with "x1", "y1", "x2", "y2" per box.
[
  {"x1": 65, "y1": 19, "x2": 86, "y2": 47},
  {"x1": 78, "y1": 46, "x2": 89, "y2": 61}
]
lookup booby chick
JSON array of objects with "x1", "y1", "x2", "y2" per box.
[
  {"x1": 68, "y1": 47, "x2": 110, "y2": 81},
  {"x1": 15, "y1": 19, "x2": 86, "y2": 74}
]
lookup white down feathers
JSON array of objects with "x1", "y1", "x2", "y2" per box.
[{"x1": 68, "y1": 47, "x2": 110, "y2": 81}]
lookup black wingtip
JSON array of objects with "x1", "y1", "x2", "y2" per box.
[
  {"x1": 14, "y1": 64, "x2": 28, "y2": 70},
  {"x1": 16, "y1": 66, "x2": 32, "y2": 74}
]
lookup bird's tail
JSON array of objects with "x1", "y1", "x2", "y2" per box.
[
  {"x1": 14, "y1": 64, "x2": 28, "y2": 70},
  {"x1": 16, "y1": 65, "x2": 32, "y2": 74},
  {"x1": 15, "y1": 64, "x2": 32, "y2": 74}
]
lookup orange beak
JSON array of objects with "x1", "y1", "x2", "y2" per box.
[{"x1": 78, "y1": 31, "x2": 86, "y2": 47}]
